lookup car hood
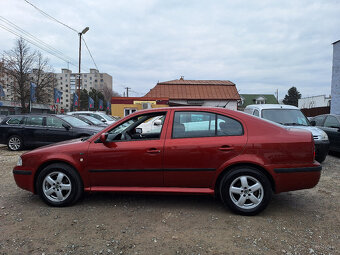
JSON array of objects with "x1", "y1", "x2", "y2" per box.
[{"x1": 285, "y1": 125, "x2": 328, "y2": 141}]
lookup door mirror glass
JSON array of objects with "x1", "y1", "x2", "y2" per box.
[{"x1": 135, "y1": 128, "x2": 142, "y2": 134}]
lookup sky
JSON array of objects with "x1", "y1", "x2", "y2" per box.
[{"x1": 0, "y1": 0, "x2": 339, "y2": 99}]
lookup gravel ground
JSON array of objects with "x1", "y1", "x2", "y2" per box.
[{"x1": 0, "y1": 145, "x2": 339, "y2": 255}]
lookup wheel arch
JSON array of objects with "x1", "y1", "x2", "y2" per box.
[
  {"x1": 214, "y1": 163, "x2": 276, "y2": 195},
  {"x1": 33, "y1": 160, "x2": 83, "y2": 194}
]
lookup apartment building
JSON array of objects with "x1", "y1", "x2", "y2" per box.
[
  {"x1": 55, "y1": 68, "x2": 112, "y2": 110},
  {"x1": 0, "y1": 61, "x2": 15, "y2": 101}
]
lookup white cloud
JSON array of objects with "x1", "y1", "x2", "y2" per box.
[{"x1": 0, "y1": 0, "x2": 339, "y2": 99}]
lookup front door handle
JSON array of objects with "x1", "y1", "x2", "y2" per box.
[
  {"x1": 147, "y1": 148, "x2": 161, "y2": 154},
  {"x1": 219, "y1": 145, "x2": 234, "y2": 151}
]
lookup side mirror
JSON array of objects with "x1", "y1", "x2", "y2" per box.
[
  {"x1": 62, "y1": 123, "x2": 71, "y2": 130},
  {"x1": 101, "y1": 118, "x2": 107, "y2": 123},
  {"x1": 154, "y1": 119, "x2": 162, "y2": 126},
  {"x1": 310, "y1": 120, "x2": 316, "y2": 126},
  {"x1": 135, "y1": 128, "x2": 142, "y2": 134},
  {"x1": 100, "y1": 133, "x2": 108, "y2": 143}
]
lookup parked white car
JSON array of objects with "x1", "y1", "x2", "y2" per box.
[
  {"x1": 244, "y1": 104, "x2": 329, "y2": 163},
  {"x1": 67, "y1": 111, "x2": 118, "y2": 125}
]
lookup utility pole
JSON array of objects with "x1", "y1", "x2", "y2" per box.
[
  {"x1": 125, "y1": 87, "x2": 131, "y2": 97},
  {"x1": 276, "y1": 89, "x2": 279, "y2": 102},
  {"x1": 77, "y1": 27, "x2": 89, "y2": 110}
]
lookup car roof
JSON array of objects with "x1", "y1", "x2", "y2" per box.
[{"x1": 245, "y1": 104, "x2": 298, "y2": 110}]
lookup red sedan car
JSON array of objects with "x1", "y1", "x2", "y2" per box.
[{"x1": 13, "y1": 107, "x2": 321, "y2": 215}]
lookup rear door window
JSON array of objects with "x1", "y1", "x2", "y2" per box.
[
  {"x1": 26, "y1": 116, "x2": 44, "y2": 126},
  {"x1": 46, "y1": 117, "x2": 65, "y2": 128},
  {"x1": 217, "y1": 115, "x2": 243, "y2": 136}
]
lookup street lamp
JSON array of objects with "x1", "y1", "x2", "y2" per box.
[{"x1": 77, "y1": 26, "x2": 89, "y2": 110}]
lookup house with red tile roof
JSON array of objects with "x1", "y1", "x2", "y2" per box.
[{"x1": 144, "y1": 77, "x2": 240, "y2": 110}]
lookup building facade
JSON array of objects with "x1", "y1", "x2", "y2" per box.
[
  {"x1": 298, "y1": 95, "x2": 331, "y2": 109},
  {"x1": 111, "y1": 97, "x2": 169, "y2": 118},
  {"x1": 145, "y1": 77, "x2": 240, "y2": 110},
  {"x1": 55, "y1": 68, "x2": 112, "y2": 111},
  {"x1": 238, "y1": 94, "x2": 278, "y2": 111}
]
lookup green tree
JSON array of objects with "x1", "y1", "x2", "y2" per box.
[
  {"x1": 89, "y1": 88, "x2": 105, "y2": 111},
  {"x1": 283, "y1": 87, "x2": 301, "y2": 107}
]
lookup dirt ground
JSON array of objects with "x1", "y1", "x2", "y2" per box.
[{"x1": 0, "y1": 145, "x2": 339, "y2": 255}]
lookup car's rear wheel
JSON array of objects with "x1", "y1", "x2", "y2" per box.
[
  {"x1": 7, "y1": 135, "x2": 23, "y2": 151},
  {"x1": 36, "y1": 163, "x2": 83, "y2": 207},
  {"x1": 219, "y1": 167, "x2": 272, "y2": 216}
]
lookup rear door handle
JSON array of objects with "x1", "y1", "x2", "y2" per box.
[
  {"x1": 147, "y1": 148, "x2": 161, "y2": 154},
  {"x1": 219, "y1": 145, "x2": 234, "y2": 151}
]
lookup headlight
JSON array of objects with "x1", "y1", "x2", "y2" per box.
[
  {"x1": 17, "y1": 157, "x2": 22, "y2": 166},
  {"x1": 320, "y1": 130, "x2": 328, "y2": 141}
]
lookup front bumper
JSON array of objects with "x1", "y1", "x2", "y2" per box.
[
  {"x1": 314, "y1": 140, "x2": 330, "y2": 162},
  {"x1": 13, "y1": 167, "x2": 35, "y2": 193}
]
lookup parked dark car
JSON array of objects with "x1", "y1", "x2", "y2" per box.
[
  {"x1": 0, "y1": 114, "x2": 102, "y2": 151},
  {"x1": 310, "y1": 114, "x2": 340, "y2": 152},
  {"x1": 74, "y1": 115, "x2": 108, "y2": 128},
  {"x1": 13, "y1": 107, "x2": 321, "y2": 215}
]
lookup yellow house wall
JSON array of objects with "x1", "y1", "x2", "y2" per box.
[{"x1": 110, "y1": 103, "x2": 168, "y2": 118}]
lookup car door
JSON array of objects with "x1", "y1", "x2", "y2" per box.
[
  {"x1": 86, "y1": 111, "x2": 169, "y2": 187},
  {"x1": 23, "y1": 116, "x2": 46, "y2": 146},
  {"x1": 322, "y1": 116, "x2": 340, "y2": 151},
  {"x1": 163, "y1": 110, "x2": 247, "y2": 188},
  {"x1": 44, "y1": 116, "x2": 74, "y2": 143}
]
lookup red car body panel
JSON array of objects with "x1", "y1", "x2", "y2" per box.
[{"x1": 13, "y1": 107, "x2": 321, "y2": 196}]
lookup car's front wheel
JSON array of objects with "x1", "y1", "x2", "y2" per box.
[
  {"x1": 7, "y1": 135, "x2": 23, "y2": 151},
  {"x1": 219, "y1": 167, "x2": 272, "y2": 216},
  {"x1": 36, "y1": 163, "x2": 83, "y2": 207}
]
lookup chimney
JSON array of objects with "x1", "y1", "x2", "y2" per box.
[{"x1": 180, "y1": 76, "x2": 184, "y2": 80}]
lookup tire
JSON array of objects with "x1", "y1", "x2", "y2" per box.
[
  {"x1": 219, "y1": 167, "x2": 272, "y2": 216},
  {"x1": 7, "y1": 135, "x2": 23, "y2": 151},
  {"x1": 36, "y1": 163, "x2": 83, "y2": 207},
  {"x1": 315, "y1": 153, "x2": 326, "y2": 163}
]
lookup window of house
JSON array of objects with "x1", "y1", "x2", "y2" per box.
[{"x1": 124, "y1": 108, "x2": 137, "y2": 117}]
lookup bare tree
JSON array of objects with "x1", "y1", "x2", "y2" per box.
[
  {"x1": 4, "y1": 38, "x2": 36, "y2": 113},
  {"x1": 32, "y1": 52, "x2": 57, "y2": 104},
  {"x1": 103, "y1": 85, "x2": 120, "y2": 102}
]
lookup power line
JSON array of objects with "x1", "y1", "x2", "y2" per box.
[
  {"x1": 0, "y1": 16, "x2": 79, "y2": 66},
  {"x1": 23, "y1": 0, "x2": 78, "y2": 33},
  {"x1": 24, "y1": 0, "x2": 100, "y2": 71},
  {"x1": 0, "y1": 22, "x2": 91, "y2": 72},
  {"x1": 82, "y1": 37, "x2": 98, "y2": 70}
]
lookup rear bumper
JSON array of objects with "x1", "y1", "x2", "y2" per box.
[{"x1": 273, "y1": 163, "x2": 321, "y2": 193}]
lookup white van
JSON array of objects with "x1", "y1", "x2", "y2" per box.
[{"x1": 244, "y1": 104, "x2": 329, "y2": 163}]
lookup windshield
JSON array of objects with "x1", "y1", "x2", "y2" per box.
[
  {"x1": 82, "y1": 115, "x2": 104, "y2": 125},
  {"x1": 60, "y1": 115, "x2": 90, "y2": 126},
  {"x1": 102, "y1": 114, "x2": 115, "y2": 121},
  {"x1": 262, "y1": 109, "x2": 309, "y2": 126}
]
